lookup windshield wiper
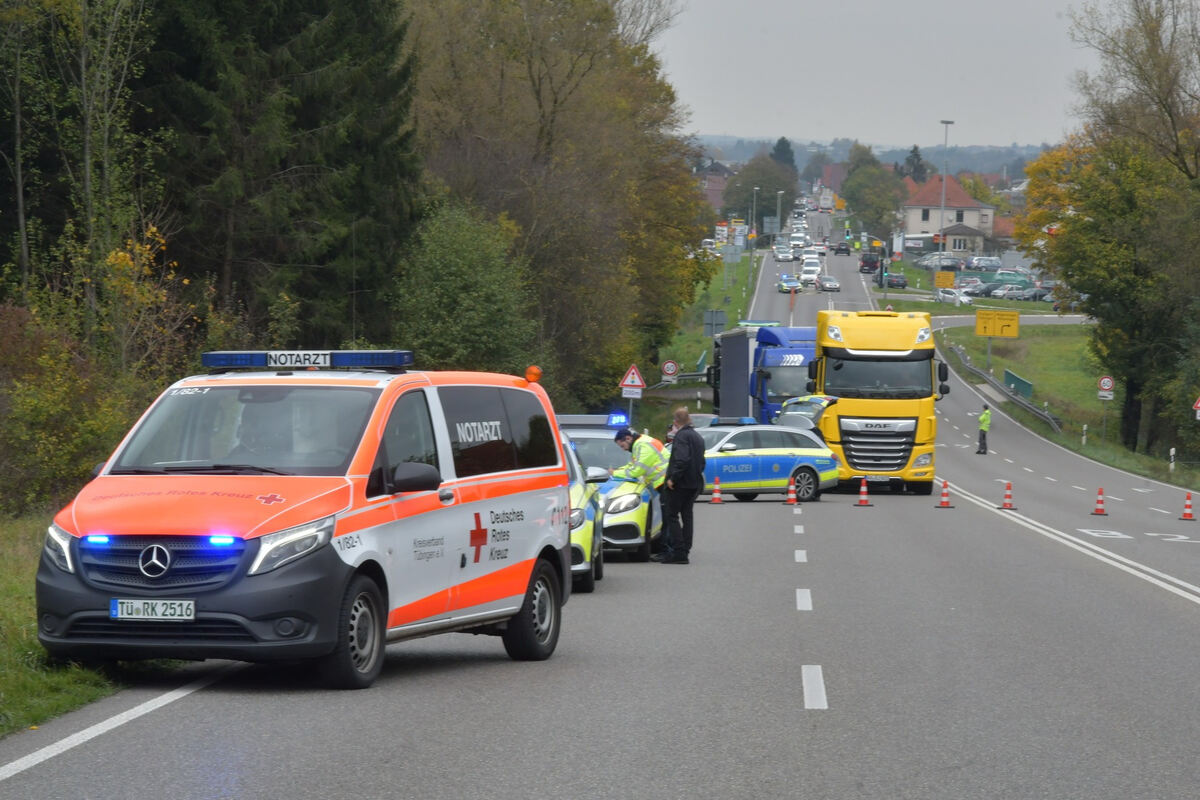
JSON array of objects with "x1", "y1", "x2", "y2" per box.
[
  {"x1": 108, "y1": 467, "x2": 169, "y2": 475},
  {"x1": 164, "y1": 463, "x2": 294, "y2": 475}
]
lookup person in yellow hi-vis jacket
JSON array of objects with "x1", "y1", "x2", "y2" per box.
[
  {"x1": 611, "y1": 427, "x2": 666, "y2": 490},
  {"x1": 976, "y1": 403, "x2": 991, "y2": 454}
]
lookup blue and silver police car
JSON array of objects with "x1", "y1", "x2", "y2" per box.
[{"x1": 699, "y1": 421, "x2": 838, "y2": 502}]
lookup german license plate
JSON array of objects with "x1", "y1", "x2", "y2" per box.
[
  {"x1": 110, "y1": 598, "x2": 195, "y2": 621},
  {"x1": 865, "y1": 475, "x2": 891, "y2": 483}
]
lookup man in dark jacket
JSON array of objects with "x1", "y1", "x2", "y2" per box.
[{"x1": 657, "y1": 407, "x2": 706, "y2": 565}]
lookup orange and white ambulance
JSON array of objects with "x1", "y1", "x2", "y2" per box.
[{"x1": 37, "y1": 350, "x2": 571, "y2": 688}]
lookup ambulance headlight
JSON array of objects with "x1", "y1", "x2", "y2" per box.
[
  {"x1": 606, "y1": 493, "x2": 642, "y2": 515},
  {"x1": 569, "y1": 507, "x2": 586, "y2": 530},
  {"x1": 913, "y1": 453, "x2": 933, "y2": 468},
  {"x1": 44, "y1": 524, "x2": 75, "y2": 573},
  {"x1": 249, "y1": 517, "x2": 334, "y2": 575}
]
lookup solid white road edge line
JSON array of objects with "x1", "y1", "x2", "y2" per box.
[
  {"x1": 0, "y1": 662, "x2": 247, "y2": 784},
  {"x1": 945, "y1": 481, "x2": 1200, "y2": 606}
]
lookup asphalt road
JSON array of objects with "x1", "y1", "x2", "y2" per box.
[{"x1": 4, "y1": 219, "x2": 1199, "y2": 798}]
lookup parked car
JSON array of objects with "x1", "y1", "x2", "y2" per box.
[
  {"x1": 956, "y1": 276, "x2": 982, "y2": 290},
  {"x1": 925, "y1": 254, "x2": 965, "y2": 271},
  {"x1": 935, "y1": 287, "x2": 972, "y2": 306},
  {"x1": 964, "y1": 281, "x2": 1004, "y2": 297},
  {"x1": 1020, "y1": 287, "x2": 1052, "y2": 301},
  {"x1": 991, "y1": 284, "x2": 1026, "y2": 299},
  {"x1": 884, "y1": 272, "x2": 907, "y2": 289},
  {"x1": 966, "y1": 256, "x2": 1003, "y2": 269},
  {"x1": 815, "y1": 273, "x2": 841, "y2": 292}
]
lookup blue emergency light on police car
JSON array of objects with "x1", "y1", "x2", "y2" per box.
[{"x1": 202, "y1": 350, "x2": 414, "y2": 370}]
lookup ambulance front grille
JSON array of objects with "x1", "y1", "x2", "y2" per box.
[
  {"x1": 78, "y1": 535, "x2": 248, "y2": 592},
  {"x1": 66, "y1": 618, "x2": 255, "y2": 641}
]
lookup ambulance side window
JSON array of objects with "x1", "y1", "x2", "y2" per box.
[
  {"x1": 502, "y1": 389, "x2": 557, "y2": 469},
  {"x1": 369, "y1": 391, "x2": 438, "y2": 495},
  {"x1": 441, "y1": 386, "x2": 516, "y2": 477}
]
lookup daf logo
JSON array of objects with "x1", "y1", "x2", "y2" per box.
[
  {"x1": 865, "y1": 423, "x2": 889, "y2": 429},
  {"x1": 138, "y1": 544, "x2": 171, "y2": 578}
]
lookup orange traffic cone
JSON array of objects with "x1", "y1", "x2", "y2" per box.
[
  {"x1": 1181, "y1": 492, "x2": 1196, "y2": 521},
  {"x1": 785, "y1": 477, "x2": 797, "y2": 505},
  {"x1": 1091, "y1": 488, "x2": 1107, "y2": 516},
  {"x1": 854, "y1": 477, "x2": 873, "y2": 508},
  {"x1": 934, "y1": 480, "x2": 953, "y2": 509},
  {"x1": 710, "y1": 477, "x2": 724, "y2": 504},
  {"x1": 998, "y1": 481, "x2": 1016, "y2": 510}
]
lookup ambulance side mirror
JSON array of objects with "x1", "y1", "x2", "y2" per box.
[{"x1": 391, "y1": 462, "x2": 442, "y2": 493}]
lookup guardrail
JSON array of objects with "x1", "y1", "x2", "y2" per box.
[{"x1": 946, "y1": 343, "x2": 1063, "y2": 433}]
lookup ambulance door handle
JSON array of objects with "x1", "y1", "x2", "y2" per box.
[
  {"x1": 460, "y1": 553, "x2": 467, "y2": 568},
  {"x1": 438, "y1": 488, "x2": 455, "y2": 504}
]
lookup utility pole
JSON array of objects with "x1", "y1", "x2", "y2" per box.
[{"x1": 938, "y1": 119, "x2": 954, "y2": 254}]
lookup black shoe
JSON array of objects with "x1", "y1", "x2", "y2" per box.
[
  {"x1": 650, "y1": 553, "x2": 667, "y2": 562},
  {"x1": 663, "y1": 556, "x2": 689, "y2": 564}
]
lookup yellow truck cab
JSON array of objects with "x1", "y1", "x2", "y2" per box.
[{"x1": 807, "y1": 311, "x2": 949, "y2": 495}]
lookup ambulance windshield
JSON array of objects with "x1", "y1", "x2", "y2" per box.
[{"x1": 111, "y1": 385, "x2": 379, "y2": 476}]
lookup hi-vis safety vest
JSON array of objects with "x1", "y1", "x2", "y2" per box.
[{"x1": 613, "y1": 436, "x2": 667, "y2": 489}]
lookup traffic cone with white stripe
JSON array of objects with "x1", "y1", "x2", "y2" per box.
[
  {"x1": 1091, "y1": 487, "x2": 1107, "y2": 516},
  {"x1": 934, "y1": 480, "x2": 953, "y2": 509},
  {"x1": 1181, "y1": 492, "x2": 1196, "y2": 521},
  {"x1": 998, "y1": 481, "x2": 1016, "y2": 510},
  {"x1": 710, "y1": 477, "x2": 724, "y2": 504},
  {"x1": 785, "y1": 476, "x2": 797, "y2": 505},
  {"x1": 854, "y1": 477, "x2": 872, "y2": 508}
]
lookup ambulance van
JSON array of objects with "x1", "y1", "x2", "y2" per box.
[{"x1": 36, "y1": 350, "x2": 572, "y2": 689}]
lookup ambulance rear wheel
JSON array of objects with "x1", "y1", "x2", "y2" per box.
[
  {"x1": 318, "y1": 574, "x2": 385, "y2": 689},
  {"x1": 791, "y1": 468, "x2": 818, "y2": 502},
  {"x1": 503, "y1": 560, "x2": 561, "y2": 661}
]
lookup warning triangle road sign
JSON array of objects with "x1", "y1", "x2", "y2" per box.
[{"x1": 619, "y1": 364, "x2": 646, "y2": 389}]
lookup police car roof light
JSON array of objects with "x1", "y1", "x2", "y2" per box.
[{"x1": 606, "y1": 411, "x2": 629, "y2": 428}]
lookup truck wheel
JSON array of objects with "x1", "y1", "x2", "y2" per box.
[
  {"x1": 503, "y1": 560, "x2": 561, "y2": 661},
  {"x1": 733, "y1": 493, "x2": 758, "y2": 502},
  {"x1": 317, "y1": 574, "x2": 385, "y2": 689},
  {"x1": 791, "y1": 468, "x2": 818, "y2": 502}
]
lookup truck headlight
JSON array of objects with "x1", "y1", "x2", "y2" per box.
[
  {"x1": 248, "y1": 516, "x2": 334, "y2": 575},
  {"x1": 606, "y1": 493, "x2": 642, "y2": 515},
  {"x1": 569, "y1": 507, "x2": 585, "y2": 530},
  {"x1": 913, "y1": 453, "x2": 933, "y2": 467},
  {"x1": 44, "y1": 524, "x2": 75, "y2": 573}
]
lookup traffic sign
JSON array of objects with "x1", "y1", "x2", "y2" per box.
[
  {"x1": 621, "y1": 387, "x2": 643, "y2": 399},
  {"x1": 661, "y1": 360, "x2": 679, "y2": 377},
  {"x1": 1099, "y1": 376, "x2": 1114, "y2": 392},
  {"x1": 619, "y1": 364, "x2": 646, "y2": 389},
  {"x1": 1098, "y1": 390, "x2": 1114, "y2": 401},
  {"x1": 1193, "y1": 394, "x2": 1200, "y2": 411}
]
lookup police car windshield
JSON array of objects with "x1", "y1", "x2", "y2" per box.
[
  {"x1": 566, "y1": 432, "x2": 630, "y2": 471},
  {"x1": 112, "y1": 385, "x2": 379, "y2": 476},
  {"x1": 823, "y1": 358, "x2": 932, "y2": 399}
]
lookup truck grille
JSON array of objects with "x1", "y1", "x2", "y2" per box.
[
  {"x1": 78, "y1": 535, "x2": 248, "y2": 592},
  {"x1": 839, "y1": 417, "x2": 916, "y2": 471}
]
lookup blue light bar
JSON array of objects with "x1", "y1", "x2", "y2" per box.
[
  {"x1": 85, "y1": 534, "x2": 110, "y2": 545},
  {"x1": 208, "y1": 536, "x2": 236, "y2": 546},
  {"x1": 606, "y1": 411, "x2": 629, "y2": 428},
  {"x1": 202, "y1": 350, "x2": 414, "y2": 370}
]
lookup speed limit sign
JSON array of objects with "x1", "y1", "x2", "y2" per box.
[
  {"x1": 661, "y1": 360, "x2": 679, "y2": 377},
  {"x1": 1098, "y1": 376, "x2": 1114, "y2": 391}
]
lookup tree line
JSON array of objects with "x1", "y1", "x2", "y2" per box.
[{"x1": 0, "y1": 0, "x2": 713, "y2": 514}]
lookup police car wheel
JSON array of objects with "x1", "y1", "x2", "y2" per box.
[
  {"x1": 318, "y1": 574, "x2": 385, "y2": 689},
  {"x1": 574, "y1": 555, "x2": 597, "y2": 594},
  {"x1": 503, "y1": 560, "x2": 561, "y2": 661},
  {"x1": 594, "y1": 546, "x2": 604, "y2": 581},
  {"x1": 792, "y1": 468, "x2": 818, "y2": 502}
]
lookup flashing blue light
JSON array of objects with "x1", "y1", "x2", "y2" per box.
[
  {"x1": 606, "y1": 411, "x2": 629, "y2": 428},
  {"x1": 85, "y1": 534, "x2": 110, "y2": 545},
  {"x1": 202, "y1": 350, "x2": 413, "y2": 370},
  {"x1": 208, "y1": 536, "x2": 236, "y2": 546}
]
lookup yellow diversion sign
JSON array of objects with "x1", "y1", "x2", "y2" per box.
[{"x1": 975, "y1": 310, "x2": 1020, "y2": 338}]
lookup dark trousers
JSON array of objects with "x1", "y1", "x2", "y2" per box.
[
  {"x1": 978, "y1": 429, "x2": 988, "y2": 453},
  {"x1": 663, "y1": 485, "x2": 701, "y2": 556}
]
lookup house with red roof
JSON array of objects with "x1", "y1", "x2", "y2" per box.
[{"x1": 902, "y1": 175, "x2": 995, "y2": 256}]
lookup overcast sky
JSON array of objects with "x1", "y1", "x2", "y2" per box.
[{"x1": 653, "y1": 0, "x2": 1102, "y2": 149}]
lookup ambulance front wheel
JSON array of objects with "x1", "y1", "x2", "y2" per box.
[
  {"x1": 318, "y1": 574, "x2": 385, "y2": 689},
  {"x1": 503, "y1": 559, "x2": 561, "y2": 661}
]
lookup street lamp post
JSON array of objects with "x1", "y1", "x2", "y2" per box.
[
  {"x1": 938, "y1": 120, "x2": 954, "y2": 254},
  {"x1": 776, "y1": 190, "x2": 784, "y2": 244}
]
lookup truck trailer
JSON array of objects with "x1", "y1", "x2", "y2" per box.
[{"x1": 708, "y1": 324, "x2": 817, "y2": 423}]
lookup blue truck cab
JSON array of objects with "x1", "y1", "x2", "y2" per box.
[{"x1": 708, "y1": 324, "x2": 817, "y2": 424}]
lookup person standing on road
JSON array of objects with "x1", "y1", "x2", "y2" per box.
[
  {"x1": 657, "y1": 407, "x2": 706, "y2": 565},
  {"x1": 977, "y1": 403, "x2": 991, "y2": 454}
]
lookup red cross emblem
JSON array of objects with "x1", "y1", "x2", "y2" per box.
[
  {"x1": 469, "y1": 513, "x2": 488, "y2": 563},
  {"x1": 257, "y1": 493, "x2": 285, "y2": 505}
]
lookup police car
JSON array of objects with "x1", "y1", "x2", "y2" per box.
[
  {"x1": 559, "y1": 414, "x2": 663, "y2": 561},
  {"x1": 773, "y1": 395, "x2": 837, "y2": 427},
  {"x1": 561, "y1": 432, "x2": 607, "y2": 592},
  {"x1": 37, "y1": 350, "x2": 572, "y2": 689},
  {"x1": 699, "y1": 421, "x2": 838, "y2": 502}
]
